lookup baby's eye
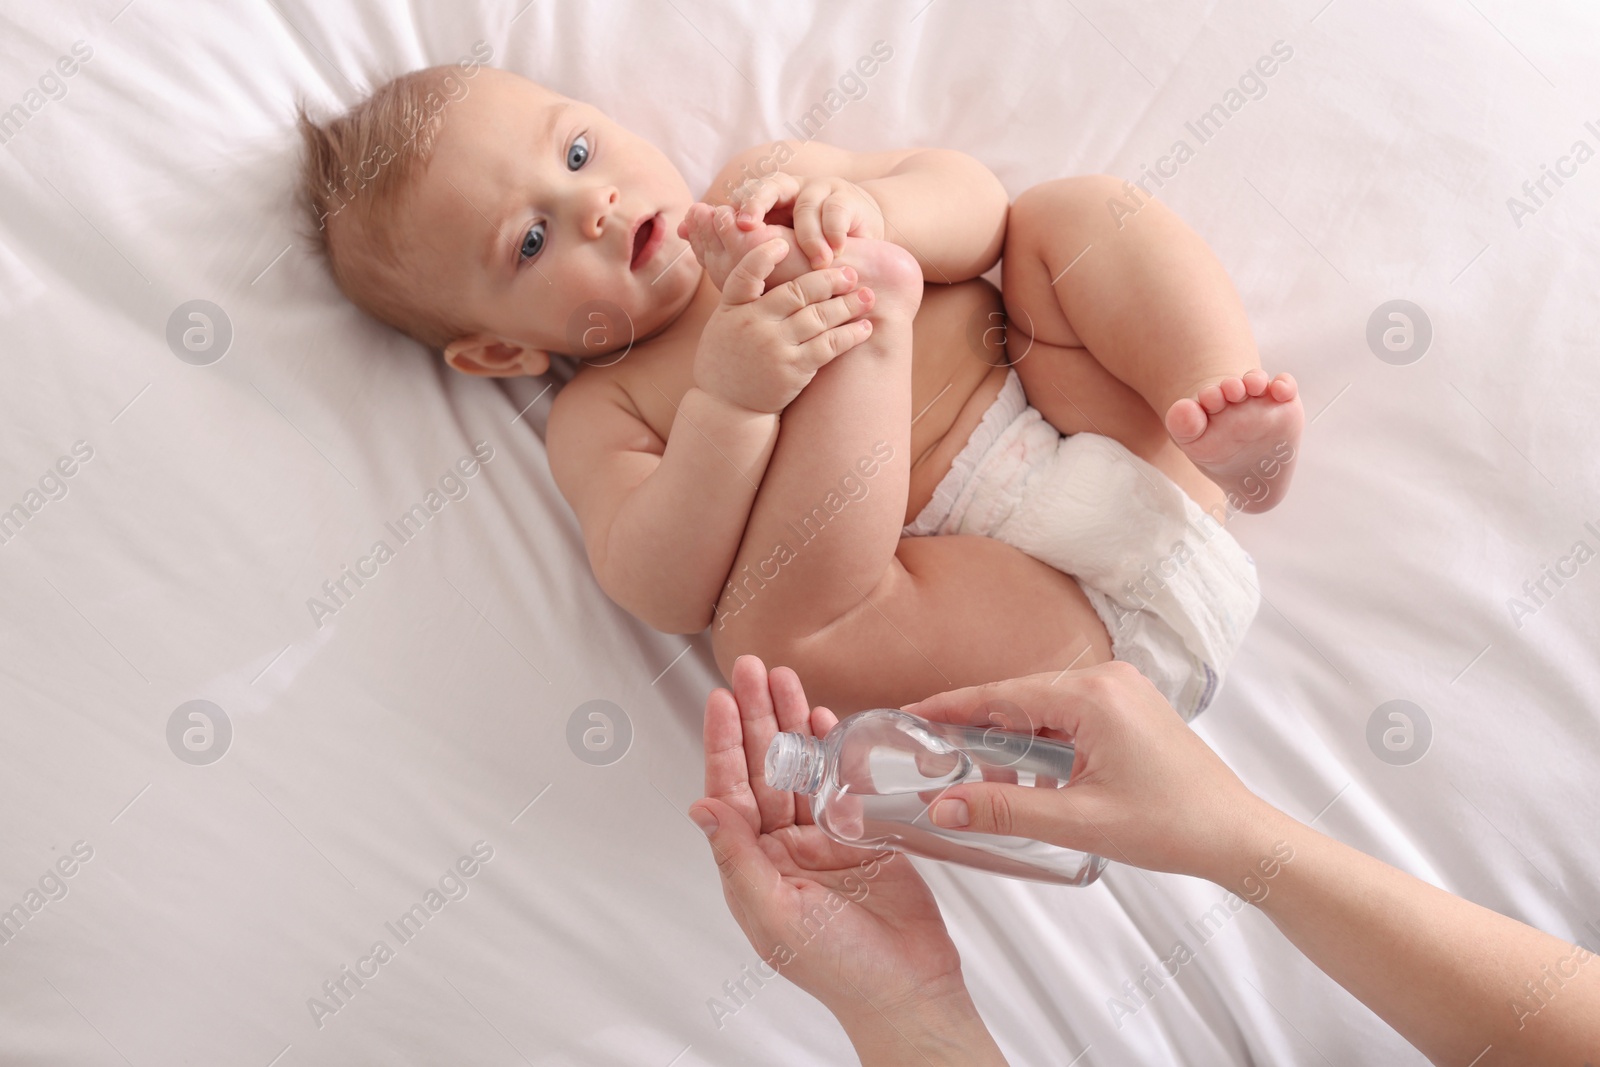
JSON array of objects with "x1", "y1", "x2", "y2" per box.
[
  {"x1": 519, "y1": 221, "x2": 546, "y2": 263},
  {"x1": 567, "y1": 134, "x2": 590, "y2": 171}
]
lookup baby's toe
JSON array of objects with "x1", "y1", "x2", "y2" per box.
[
  {"x1": 1197, "y1": 383, "x2": 1227, "y2": 414},
  {"x1": 1165, "y1": 397, "x2": 1208, "y2": 443},
  {"x1": 1269, "y1": 373, "x2": 1298, "y2": 402},
  {"x1": 1242, "y1": 368, "x2": 1270, "y2": 396},
  {"x1": 1220, "y1": 376, "x2": 1248, "y2": 404}
]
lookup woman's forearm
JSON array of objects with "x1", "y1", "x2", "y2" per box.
[
  {"x1": 860, "y1": 149, "x2": 1007, "y2": 282},
  {"x1": 598, "y1": 386, "x2": 777, "y2": 633},
  {"x1": 1218, "y1": 806, "x2": 1600, "y2": 1066},
  {"x1": 835, "y1": 985, "x2": 1008, "y2": 1067}
]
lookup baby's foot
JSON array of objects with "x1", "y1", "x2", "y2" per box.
[
  {"x1": 831, "y1": 237, "x2": 925, "y2": 318},
  {"x1": 1165, "y1": 370, "x2": 1303, "y2": 514},
  {"x1": 678, "y1": 203, "x2": 808, "y2": 293}
]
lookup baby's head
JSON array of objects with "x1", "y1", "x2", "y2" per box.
[{"x1": 298, "y1": 65, "x2": 700, "y2": 375}]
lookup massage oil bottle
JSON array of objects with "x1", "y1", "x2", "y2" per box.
[{"x1": 766, "y1": 709, "x2": 1106, "y2": 885}]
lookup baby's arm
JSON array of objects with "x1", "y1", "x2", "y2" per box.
[
  {"x1": 548, "y1": 376, "x2": 777, "y2": 635},
  {"x1": 709, "y1": 143, "x2": 1008, "y2": 283},
  {"x1": 548, "y1": 249, "x2": 873, "y2": 635},
  {"x1": 852, "y1": 148, "x2": 1008, "y2": 280}
]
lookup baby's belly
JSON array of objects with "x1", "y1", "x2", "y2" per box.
[{"x1": 905, "y1": 278, "x2": 1012, "y2": 524}]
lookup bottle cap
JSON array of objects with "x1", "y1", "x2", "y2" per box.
[{"x1": 765, "y1": 732, "x2": 826, "y2": 794}]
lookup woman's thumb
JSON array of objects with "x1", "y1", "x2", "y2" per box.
[
  {"x1": 929, "y1": 783, "x2": 1082, "y2": 848},
  {"x1": 689, "y1": 798, "x2": 779, "y2": 894}
]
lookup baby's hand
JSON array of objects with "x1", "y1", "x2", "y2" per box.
[
  {"x1": 729, "y1": 172, "x2": 886, "y2": 269},
  {"x1": 680, "y1": 202, "x2": 805, "y2": 293},
  {"x1": 694, "y1": 239, "x2": 875, "y2": 415}
]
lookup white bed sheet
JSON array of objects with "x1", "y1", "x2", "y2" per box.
[{"x1": 2, "y1": 1, "x2": 1597, "y2": 1064}]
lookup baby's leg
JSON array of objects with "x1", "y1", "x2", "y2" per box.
[
  {"x1": 1002, "y1": 176, "x2": 1303, "y2": 514},
  {"x1": 1010, "y1": 334, "x2": 1229, "y2": 517},
  {"x1": 708, "y1": 235, "x2": 920, "y2": 646},
  {"x1": 717, "y1": 533, "x2": 1113, "y2": 712},
  {"x1": 708, "y1": 237, "x2": 1111, "y2": 711}
]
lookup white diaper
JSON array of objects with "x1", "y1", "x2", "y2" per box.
[{"x1": 903, "y1": 369, "x2": 1259, "y2": 719}]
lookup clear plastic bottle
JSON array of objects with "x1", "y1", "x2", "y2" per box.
[{"x1": 765, "y1": 709, "x2": 1106, "y2": 886}]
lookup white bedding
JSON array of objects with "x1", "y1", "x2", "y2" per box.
[{"x1": 3, "y1": 1, "x2": 1597, "y2": 1064}]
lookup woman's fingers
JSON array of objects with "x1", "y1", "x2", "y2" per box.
[
  {"x1": 730, "y1": 655, "x2": 799, "y2": 831},
  {"x1": 977, "y1": 765, "x2": 1020, "y2": 787},
  {"x1": 689, "y1": 796, "x2": 786, "y2": 913},
  {"x1": 928, "y1": 780, "x2": 1104, "y2": 855},
  {"x1": 793, "y1": 706, "x2": 840, "y2": 827},
  {"x1": 703, "y1": 685, "x2": 760, "y2": 828},
  {"x1": 902, "y1": 677, "x2": 1030, "y2": 725},
  {"x1": 765, "y1": 667, "x2": 819, "y2": 824},
  {"x1": 904, "y1": 668, "x2": 1107, "y2": 740},
  {"x1": 767, "y1": 666, "x2": 816, "y2": 735},
  {"x1": 914, "y1": 662, "x2": 1261, "y2": 878}
]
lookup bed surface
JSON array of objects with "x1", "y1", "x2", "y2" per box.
[{"x1": 3, "y1": 1, "x2": 1597, "y2": 1063}]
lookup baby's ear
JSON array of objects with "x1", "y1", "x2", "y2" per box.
[{"x1": 442, "y1": 334, "x2": 551, "y2": 377}]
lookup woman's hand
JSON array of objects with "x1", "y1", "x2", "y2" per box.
[
  {"x1": 907, "y1": 660, "x2": 1274, "y2": 886},
  {"x1": 911, "y1": 664, "x2": 1600, "y2": 1067},
  {"x1": 727, "y1": 172, "x2": 886, "y2": 269},
  {"x1": 691, "y1": 656, "x2": 1001, "y2": 1062}
]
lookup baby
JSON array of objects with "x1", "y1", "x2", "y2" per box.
[{"x1": 297, "y1": 63, "x2": 1303, "y2": 715}]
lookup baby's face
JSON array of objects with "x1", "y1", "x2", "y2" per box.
[{"x1": 403, "y1": 69, "x2": 700, "y2": 365}]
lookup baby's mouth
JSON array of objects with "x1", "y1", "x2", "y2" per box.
[{"x1": 630, "y1": 213, "x2": 663, "y2": 271}]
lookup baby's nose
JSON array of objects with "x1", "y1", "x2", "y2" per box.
[{"x1": 583, "y1": 186, "x2": 619, "y2": 238}]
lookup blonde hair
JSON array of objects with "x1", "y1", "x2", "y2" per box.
[{"x1": 296, "y1": 65, "x2": 479, "y2": 349}]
